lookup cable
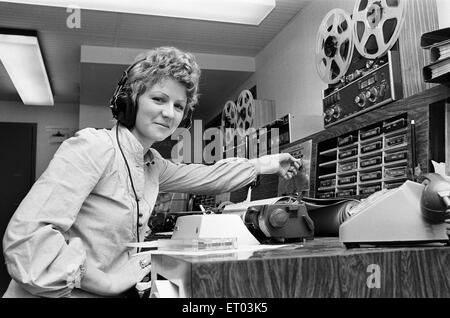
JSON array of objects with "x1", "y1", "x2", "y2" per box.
[{"x1": 116, "y1": 124, "x2": 141, "y2": 245}]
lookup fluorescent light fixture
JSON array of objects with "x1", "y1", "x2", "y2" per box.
[
  {"x1": 0, "y1": 29, "x2": 53, "y2": 106},
  {"x1": 0, "y1": 0, "x2": 276, "y2": 25}
]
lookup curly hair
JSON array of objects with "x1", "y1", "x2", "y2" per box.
[{"x1": 125, "y1": 47, "x2": 201, "y2": 112}]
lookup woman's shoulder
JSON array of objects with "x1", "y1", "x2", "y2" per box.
[
  {"x1": 59, "y1": 127, "x2": 115, "y2": 155},
  {"x1": 73, "y1": 127, "x2": 114, "y2": 145}
]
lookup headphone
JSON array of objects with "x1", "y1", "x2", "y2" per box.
[{"x1": 110, "y1": 59, "x2": 194, "y2": 130}]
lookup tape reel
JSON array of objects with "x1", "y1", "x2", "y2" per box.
[
  {"x1": 352, "y1": 0, "x2": 406, "y2": 59},
  {"x1": 221, "y1": 100, "x2": 237, "y2": 145},
  {"x1": 236, "y1": 90, "x2": 254, "y2": 136},
  {"x1": 315, "y1": 1, "x2": 406, "y2": 84},
  {"x1": 315, "y1": 8, "x2": 355, "y2": 84}
]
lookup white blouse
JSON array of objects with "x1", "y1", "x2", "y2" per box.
[{"x1": 2, "y1": 124, "x2": 257, "y2": 297}]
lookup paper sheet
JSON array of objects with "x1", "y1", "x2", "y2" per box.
[
  {"x1": 222, "y1": 196, "x2": 291, "y2": 216},
  {"x1": 431, "y1": 160, "x2": 450, "y2": 181},
  {"x1": 150, "y1": 280, "x2": 179, "y2": 298},
  {"x1": 432, "y1": 160, "x2": 446, "y2": 175},
  {"x1": 131, "y1": 243, "x2": 296, "y2": 257}
]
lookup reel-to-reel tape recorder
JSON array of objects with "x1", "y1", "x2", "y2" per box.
[{"x1": 316, "y1": 0, "x2": 406, "y2": 128}]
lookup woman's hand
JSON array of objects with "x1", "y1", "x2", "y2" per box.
[
  {"x1": 80, "y1": 254, "x2": 152, "y2": 296},
  {"x1": 107, "y1": 254, "x2": 152, "y2": 295},
  {"x1": 250, "y1": 153, "x2": 303, "y2": 180}
]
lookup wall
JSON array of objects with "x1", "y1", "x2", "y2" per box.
[
  {"x1": 214, "y1": 0, "x2": 439, "y2": 142},
  {"x1": 436, "y1": 0, "x2": 450, "y2": 28},
  {"x1": 211, "y1": 0, "x2": 355, "y2": 142},
  {"x1": 79, "y1": 103, "x2": 115, "y2": 129},
  {"x1": 0, "y1": 101, "x2": 79, "y2": 179}
]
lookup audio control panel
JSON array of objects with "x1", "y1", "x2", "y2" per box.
[{"x1": 322, "y1": 50, "x2": 402, "y2": 127}]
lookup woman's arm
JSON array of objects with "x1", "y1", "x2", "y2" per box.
[
  {"x1": 155, "y1": 150, "x2": 302, "y2": 194},
  {"x1": 2, "y1": 128, "x2": 114, "y2": 297}
]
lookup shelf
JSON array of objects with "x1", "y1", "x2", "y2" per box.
[
  {"x1": 384, "y1": 159, "x2": 408, "y2": 167},
  {"x1": 383, "y1": 143, "x2": 408, "y2": 152},
  {"x1": 360, "y1": 135, "x2": 383, "y2": 145},
  {"x1": 319, "y1": 148, "x2": 337, "y2": 156},
  {"x1": 318, "y1": 172, "x2": 337, "y2": 179},
  {"x1": 359, "y1": 150, "x2": 383, "y2": 160},
  {"x1": 337, "y1": 155, "x2": 358, "y2": 163},
  {"x1": 360, "y1": 149, "x2": 383, "y2": 158},
  {"x1": 383, "y1": 176, "x2": 408, "y2": 183},
  {"x1": 358, "y1": 180, "x2": 382, "y2": 186},
  {"x1": 336, "y1": 184, "x2": 357, "y2": 189},
  {"x1": 384, "y1": 127, "x2": 408, "y2": 138},
  {"x1": 338, "y1": 142, "x2": 359, "y2": 151},
  {"x1": 359, "y1": 163, "x2": 383, "y2": 171},
  {"x1": 337, "y1": 170, "x2": 358, "y2": 176},
  {"x1": 317, "y1": 186, "x2": 336, "y2": 191},
  {"x1": 318, "y1": 160, "x2": 337, "y2": 168}
]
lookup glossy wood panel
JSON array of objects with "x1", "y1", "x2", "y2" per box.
[
  {"x1": 151, "y1": 238, "x2": 450, "y2": 298},
  {"x1": 399, "y1": 0, "x2": 439, "y2": 97}
]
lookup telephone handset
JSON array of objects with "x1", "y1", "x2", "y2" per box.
[
  {"x1": 339, "y1": 175, "x2": 449, "y2": 248},
  {"x1": 421, "y1": 173, "x2": 450, "y2": 223}
]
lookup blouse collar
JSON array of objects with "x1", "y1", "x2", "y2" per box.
[{"x1": 113, "y1": 123, "x2": 153, "y2": 162}]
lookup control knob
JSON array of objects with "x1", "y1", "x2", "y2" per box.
[
  {"x1": 332, "y1": 105, "x2": 341, "y2": 118},
  {"x1": 366, "y1": 87, "x2": 378, "y2": 103},
  {"x1": 346, "y1": 70, "x2": 362, "y2": 82},
  {"x1": 365, "y1": 60, "x2": 375, "y2": 69},
  {"x1": 379, "y1": 83, "x2": 387, "y2": 97},
  {"x1": 355, "y1": 93, "x2": 366, "y2": 108},
  {"x1": 324, "y1": 108, "x2": 333, "y2": 123}
]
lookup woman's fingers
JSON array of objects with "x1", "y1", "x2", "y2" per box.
[
  {"x1": 284, "y1": 171, "x2": 293, "y2": 179},
  {"x1": 136, "y1": 255, "x2": 152, "y2": 280},
  {"x1": 288, "y1": 166, "x2": 297, "y2": 175}
]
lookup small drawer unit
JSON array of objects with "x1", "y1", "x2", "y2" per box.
[{"x1": 316, "y1": 113, "x2": 410, "y2": 199}]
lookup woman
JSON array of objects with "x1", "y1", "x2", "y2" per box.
[{"x1": 2, "y1": 47, "x2": 302, "y2": 297}]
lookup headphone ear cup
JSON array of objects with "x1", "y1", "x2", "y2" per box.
[
  {"x1": 114, "y1": 91, "x2": 136, "y2": 128},
  {"x1": 180, "y1": 108, "x2": 193, "y2": 129}
]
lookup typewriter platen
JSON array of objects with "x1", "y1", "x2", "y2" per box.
[
  {"x1": 223, "y1": 196, "x2": 315, "y2": 243},
  {"x1": 148, "y1": 196, "x2": 315, "y2": 243}
]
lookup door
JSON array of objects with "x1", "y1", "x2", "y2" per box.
[{"x1": 0, "y1": 122, "x2": 36, "y2": 295}]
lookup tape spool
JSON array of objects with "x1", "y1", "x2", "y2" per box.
[
  {"x1": 352, "y1": 0, "x2": 406, "y2": 59},
  {"x1": 236, "y1": 90, "x2": 254, "y2": 136},
  {"x1": 315, "y1": 8, "x2": 355, "y2": 84},
  {"x1": 221, "y1": 100, "x2": 237, "y2": 145}
]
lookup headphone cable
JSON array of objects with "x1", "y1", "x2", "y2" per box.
[{"x1": 116, "y1": 124, "x2": 141, "y2": 248}]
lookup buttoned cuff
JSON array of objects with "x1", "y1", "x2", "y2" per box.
[{"x1": 66, "y1": 262, "x2": 87, "y2": 289}]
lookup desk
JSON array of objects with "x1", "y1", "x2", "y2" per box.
[{"x1": 150, "y1": 237, "x2": 450, "y2": 297}]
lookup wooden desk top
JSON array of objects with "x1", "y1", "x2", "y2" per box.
[
  {"x1": 155, "y1": 237, "x2": 448, "y2": 262},
  {"x1": 151, "y1": 237, "x2": 450, "y2": 298}
]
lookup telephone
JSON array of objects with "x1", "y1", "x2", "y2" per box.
[{"x1": 339, "y1": 173, "x2": 450, "y2": 248}]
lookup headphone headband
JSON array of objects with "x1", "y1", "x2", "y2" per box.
[{"x1": 111, "y1": 58, "x2": 145, "y2": 104}]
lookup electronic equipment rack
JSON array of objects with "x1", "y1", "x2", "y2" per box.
[{"x1": 316, "y1": 114, "x2": 409, "y2": 199}]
